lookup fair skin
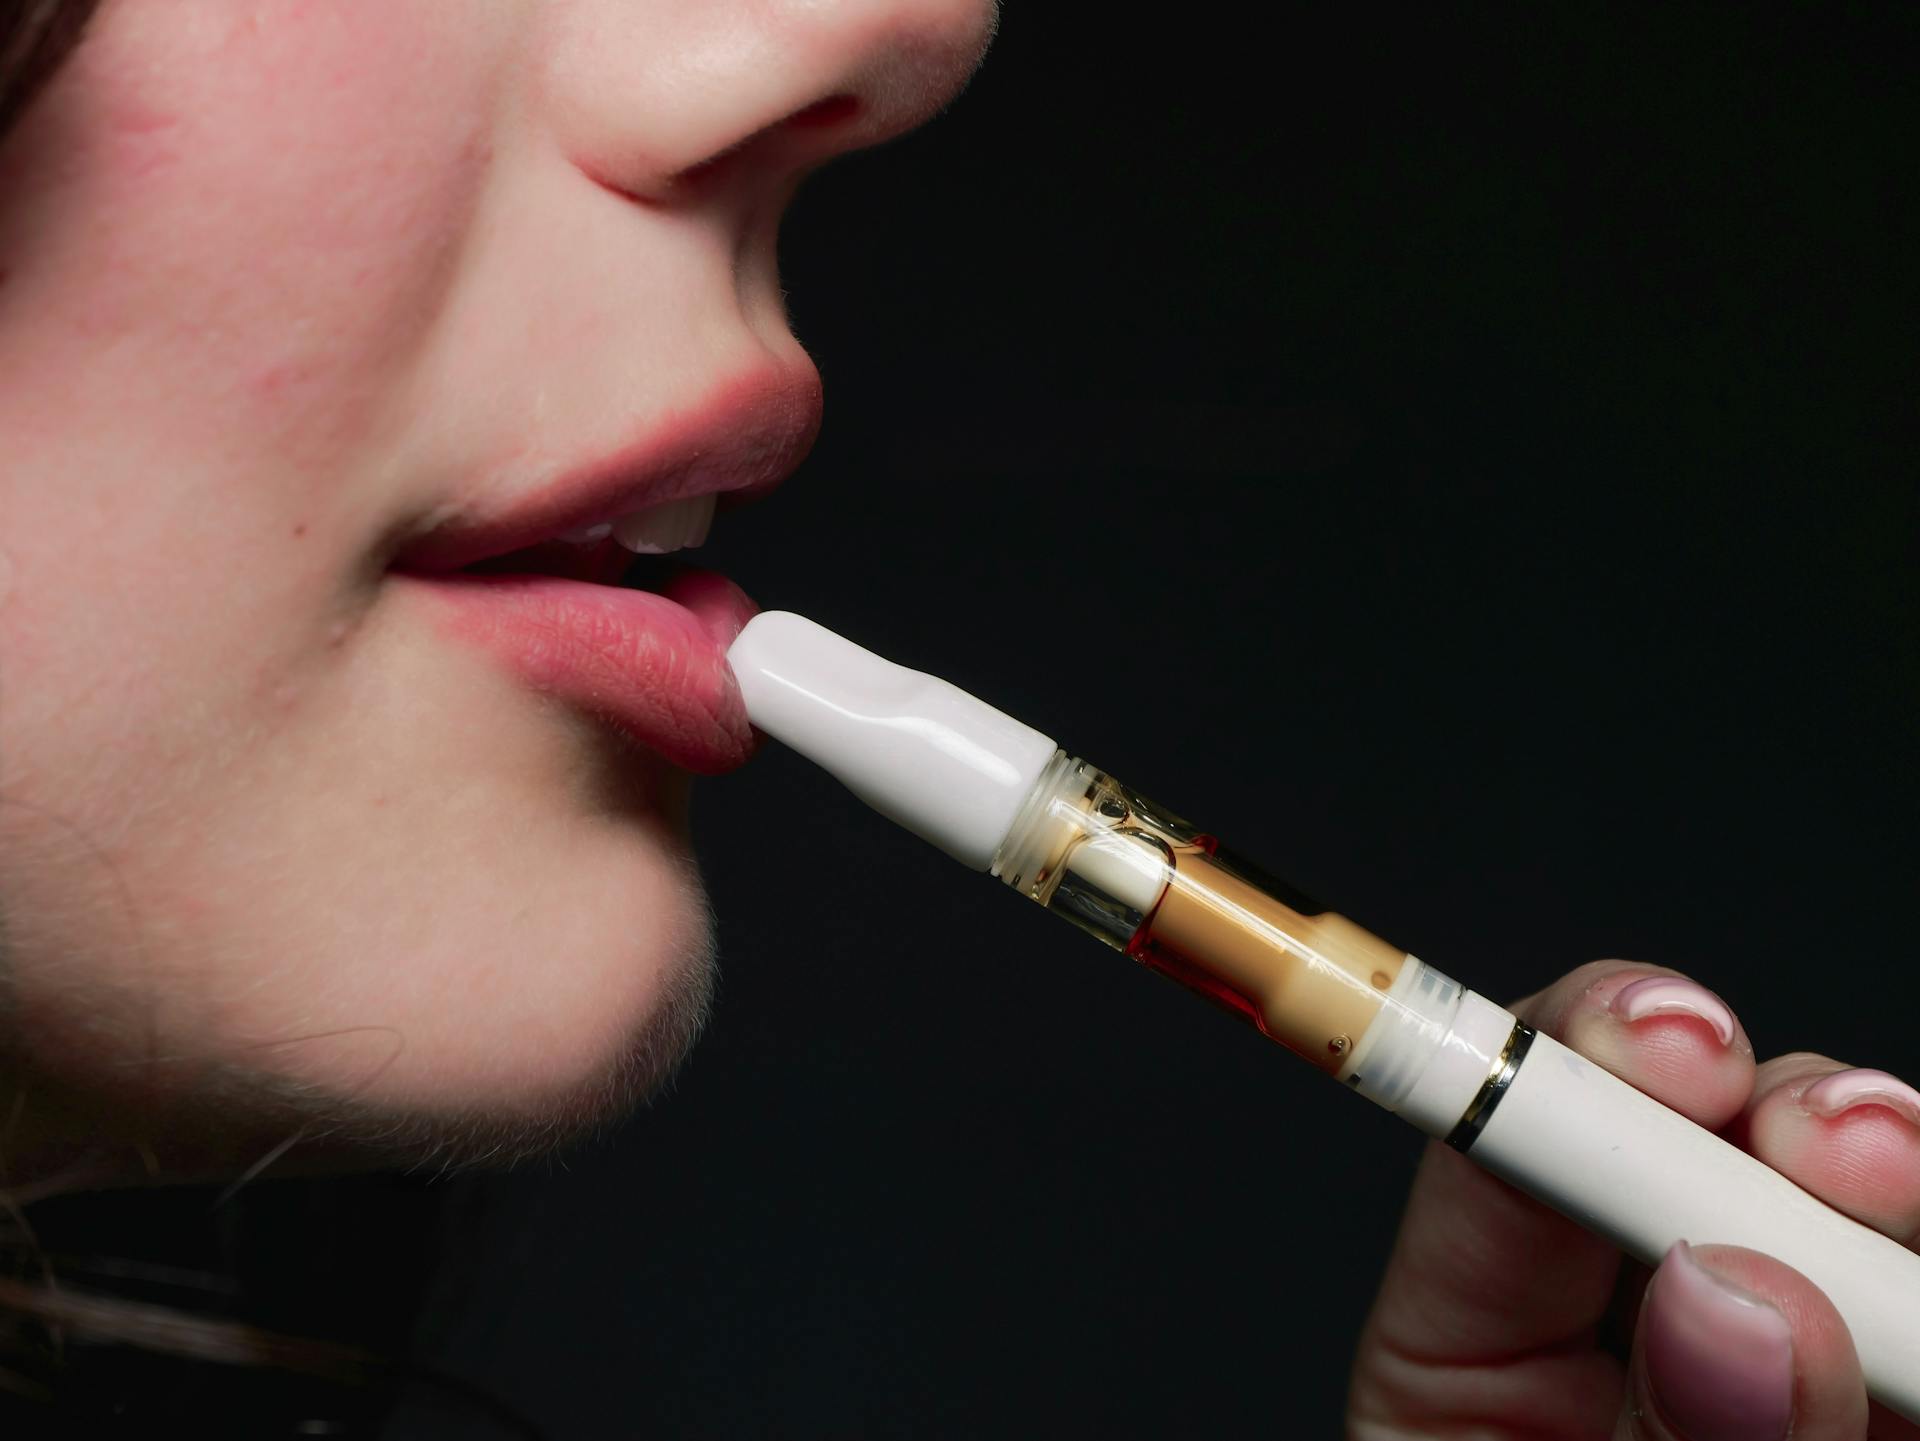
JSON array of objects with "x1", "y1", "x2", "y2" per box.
[{"x1": 0, "y1": 4, "x2": 1913, "y2": 1435}]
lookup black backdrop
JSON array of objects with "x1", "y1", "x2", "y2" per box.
[{"x1": 30, "y1": 7, "x2": 1917, "y2": 1438}]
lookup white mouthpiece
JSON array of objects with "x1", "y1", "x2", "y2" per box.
[{"x1": 726, "y1": 612, "x2": 1059, "y2": 870}]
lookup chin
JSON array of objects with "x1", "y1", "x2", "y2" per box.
[
  {"x1": 5, "y1": 836, "x2": 722, "y2": 1190},
  {"x1": 286, "y1": 929, "x2": 719, "y2": 1175},
  {"x1": 277, "y1": 866, "x2": 723, "y2": 1174},
  {"x1": 253, "y1": 758, "x2": 721, "y2": 1172},
  {"x1": 156, "y1": 931, "x2": 719, "y2": 1185}
]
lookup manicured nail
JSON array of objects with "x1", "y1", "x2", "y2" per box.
[
  {"x1": 1642, "y1": 1242, "x2": 1794, "y2": 1441},
  {"x1": 1610, "y1": 977, "x2": 1736, "y2": 1046},
  {"x1": 1801, "y1": 1068, "x2": 1920, "y2": 1129}
]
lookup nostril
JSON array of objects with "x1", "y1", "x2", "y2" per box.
[
  {"x1": 660, "y1": 96, "x2": 861, "y2": 198},
  {"x1": 786, "y1": 94, "x2": 861, "y2": 129},
  {"x1": 673, "y1": 150, "x2": 739, "y2": 194}
]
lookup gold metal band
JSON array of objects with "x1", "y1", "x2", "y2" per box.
[{"x1": 1445, "y1": 1020, "x2": 1535, "y2": 1153}]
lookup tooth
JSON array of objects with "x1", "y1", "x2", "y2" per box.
[
  {"x1": 559, "y1": 522, "x2": 612, "y2": 543},
  {"x1": 612, "y1": 493, "x2": 717, "y2": 554},
  {"x1": 682, "y1": 491, "x2": 715, "y2": 547}
]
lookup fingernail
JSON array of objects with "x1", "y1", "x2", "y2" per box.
[
  {"x1": 1642, "y1": 1242, "x2": 1794, "y2": 1441},
  {"x1": 1801, "y1": 1068, "x2": 1920, "y2": 1129},
  {"x1": 1610, "y1": 977, "x2": 1737, "y2": 1046}
]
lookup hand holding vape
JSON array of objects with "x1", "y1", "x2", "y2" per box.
[{"x1": 727, "y1": 611, "x2": 1920, "y2": 1423}]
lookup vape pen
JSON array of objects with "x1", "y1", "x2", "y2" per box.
[{"x1": 726, "y1": 611, "x2": 1920, "y2": 1421}]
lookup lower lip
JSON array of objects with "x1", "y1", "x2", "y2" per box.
[{"x1": 393, "y1": 567, "x2": 760, "y2": 774}]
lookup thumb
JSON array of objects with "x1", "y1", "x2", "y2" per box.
[{"x1": 1617, "y1": 1241, "x2": 1869, "y2": 1441}]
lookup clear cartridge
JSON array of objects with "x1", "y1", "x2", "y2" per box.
[{"x1": 987, "y1": 751, "x2": 1516, "y2": 1137}]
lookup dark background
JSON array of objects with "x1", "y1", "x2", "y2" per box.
[{"x1": 31, "y1": 6, "x2": 1916, "y2": 1437}]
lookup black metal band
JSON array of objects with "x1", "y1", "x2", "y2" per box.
[{"x1": 1444, "y1": 1020, "x2": 1535, "y2": 1153}]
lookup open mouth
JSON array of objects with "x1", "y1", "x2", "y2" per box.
[
  {"x1": 394, "y1": 491, "x2": 761, "y2": 775},
  {"x1": 463, "y1": 534, "x2": 684, "y2": 590},
  {"x1": 386, "y1": 361, "x2": 821, "y2": 776},
  {"x1": 457, "y1": 491, "x2": 719, "y2": 587}
]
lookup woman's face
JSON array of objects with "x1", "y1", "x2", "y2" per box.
[{"x1": 0, "y1": 0, "x2": 995, "y2": 1176}]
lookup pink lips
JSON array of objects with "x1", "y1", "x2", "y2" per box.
[
  {"x1": 389, "y1": 361, "x2": 820, "y2": 774},
  {"x1": 395, "y1": 566, "x2": 761, "y2": 774}
]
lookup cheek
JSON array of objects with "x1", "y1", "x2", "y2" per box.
[
  {"x1": 2, "y1": 2, "x2": 516, "y2": 465},
  {"x1": 0, "y1": 1, "x2": 528, "y2": 906},
  {"x1": 0, "y1": 3, "x2": 694, "y2": 1120}
]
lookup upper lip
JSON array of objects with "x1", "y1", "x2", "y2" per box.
[{"x1": 391, "y1": 360, "x2": 823, "y2": 574}]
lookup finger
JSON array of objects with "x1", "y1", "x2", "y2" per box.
[
  {"x1": 1735, "y1": 1052, "x2": 1920, "y2": 1246},
  {"x1": 1616, "y1": 1242, "x2": 1867, "y2": 1441},
  {"x1": 1352, "y1": 961, "x2": 1755, "y2": 1433},
  {"x1": 1515, "y1": 960, "x2": 1757, "y2": 1129}
]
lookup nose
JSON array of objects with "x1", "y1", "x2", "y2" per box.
[{"x1": 544, "y1": 0, "x2": 1000, "y2": 202}]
